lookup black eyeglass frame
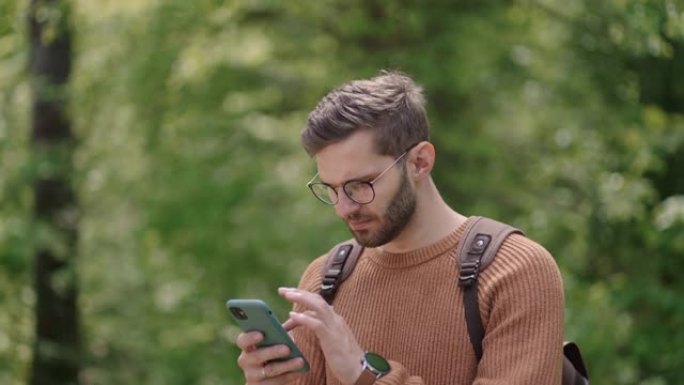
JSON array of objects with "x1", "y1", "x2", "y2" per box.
[{"x1": 306, "y1": 143, "x2": 420, "y2": 205}]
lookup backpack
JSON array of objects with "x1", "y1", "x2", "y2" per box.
[{"x1": 319, "y1": 216, "x2": 590, "y2": 385}]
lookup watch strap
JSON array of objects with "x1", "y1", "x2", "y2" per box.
[{"x1": 354, "y1": 368, "x2": 379, "y2": 385}]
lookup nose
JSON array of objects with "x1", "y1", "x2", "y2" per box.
[{"x1": 334, "y1": 192, "x2": 360, "y2": 219}]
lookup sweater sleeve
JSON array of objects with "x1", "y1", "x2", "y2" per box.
[
  {"x1": 473, "y1": 235, "x2": 565, "y2": 385},
  {"x1": 374, "y1": 361, "x2": 424, "y2": 385},
  {"x1": 291, "y1": 255, "x2": 328, "y2": 385}
]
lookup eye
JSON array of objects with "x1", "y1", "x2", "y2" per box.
[
  {"x1": 344, "y1": 181, "x2": 365, "y2": 196},
  {"x1": 344, "y1": 181, "x2": 374, "y2": 204}
]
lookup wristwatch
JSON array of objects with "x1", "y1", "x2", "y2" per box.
[{"x1": 354, "y1": 352, "x2": 391, "y2": 385}]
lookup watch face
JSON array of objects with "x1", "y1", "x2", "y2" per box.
[{"x1": 365, "y1": 352, "x2": 390, "y2": 373}]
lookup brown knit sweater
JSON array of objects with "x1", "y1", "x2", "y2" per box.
[{"x1": 292, "y1": 217, "x2": 564, "y2": 385}]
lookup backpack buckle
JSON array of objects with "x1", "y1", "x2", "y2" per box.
[
  {"x1": 320, "y1": 245, "x2": 355, "y2": 300},
  {"x1": 321, "y1": 267, "x2": 343, "y2": 292},
  {"x1": 458, "y1": 260, "x2": 481, "y2": 287}
]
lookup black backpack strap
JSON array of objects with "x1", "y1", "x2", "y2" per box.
[
  {"x1": 563, "y1": 342, "x2": 590, "y2": 385},
  {"x1": 457, "y1": 218, "x2": 590, "y2": 384},
  {"x1": 455, "y1": 216, "x2": 524, "y2": 361},
  {"x1": 320, "y1": 239, "x2": 364, "y2": 304}
]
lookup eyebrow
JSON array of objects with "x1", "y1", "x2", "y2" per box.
[{"x1": 318, "y1": 171, "x2": 379, "y2": 187}]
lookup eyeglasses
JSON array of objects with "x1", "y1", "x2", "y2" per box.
[{"x1": 307, "y1": 143, "x2": 419, "y2": 205}]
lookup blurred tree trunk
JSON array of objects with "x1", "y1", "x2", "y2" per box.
[{"x1": 28, "y1": 1, "x2": 80, "y2": 384}]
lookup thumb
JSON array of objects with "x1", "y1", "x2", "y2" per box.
[{"x1": 282, "y1": 318, "x2": 300, "y2": 332}]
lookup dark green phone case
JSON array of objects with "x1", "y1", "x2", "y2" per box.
[{"x1": 227, "y1": 299, "x2": 309, "y2": 372}]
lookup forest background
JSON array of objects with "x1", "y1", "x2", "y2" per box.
[{"x1": 1, "y1": 0, "x2": 683, "y2": 384}]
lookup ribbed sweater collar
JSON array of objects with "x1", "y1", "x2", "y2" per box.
[{"x1": 366, "y1": 216, "x2": 474, "y2": 269}]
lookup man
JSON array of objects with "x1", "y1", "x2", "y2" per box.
[{"x1": 235, "y1": 71, "x2": 564, "y2": 385}]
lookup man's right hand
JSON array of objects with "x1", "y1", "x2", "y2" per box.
[{"x1": 236, "y1": 331, "x2": 307, "y2": 385}]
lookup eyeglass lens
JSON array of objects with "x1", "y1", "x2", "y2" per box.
[{"x1": 310, "y1": 181, "x2": 375, "y2": 204}]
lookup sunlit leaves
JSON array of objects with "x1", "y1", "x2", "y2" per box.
[{"x1": 1, "y1": 0, "x2": 684, "y2": 384}]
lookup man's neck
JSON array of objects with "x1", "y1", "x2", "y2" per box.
[{"x1": 381, "y1": 181, "x2": 467, "y2": 253}]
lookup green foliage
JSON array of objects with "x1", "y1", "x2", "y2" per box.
[
  {"x1": 0, "y1": 1, "x2": 33, "y2": 384},
  {"x1": 1, "y1": 0, "x2": 683, "y2": 384}
]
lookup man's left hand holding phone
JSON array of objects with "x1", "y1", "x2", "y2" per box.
[{"x1": 228, "y1": 298, "x2": 309, "y2": 384}]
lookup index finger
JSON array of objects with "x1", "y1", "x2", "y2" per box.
[
  {"x1": 235, "y1": 330, "x2": 264, "y2": 350},
  {"x1": 278, "y1": 287, "x2": 328, "y2": 310}
]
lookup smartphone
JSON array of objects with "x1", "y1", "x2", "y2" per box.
[{"x1": 227, "y1": 299, "x2": 309, "y2": 372}]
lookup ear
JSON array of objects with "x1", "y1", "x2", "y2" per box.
[{"x1": 407, "y1": 141, "x2": 435, "y2": 180}]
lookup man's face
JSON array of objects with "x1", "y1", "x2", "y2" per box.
[
  {"x1": 314, "y1": 131, "x2": 417, "y2": 247},
  {"x1": 347, "y1": 165, "x2": 416, "y2": 247}
]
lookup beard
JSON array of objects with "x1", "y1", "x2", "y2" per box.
[{"x1": 347, "y1": 168, "x2": 416, "y2": 247}]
